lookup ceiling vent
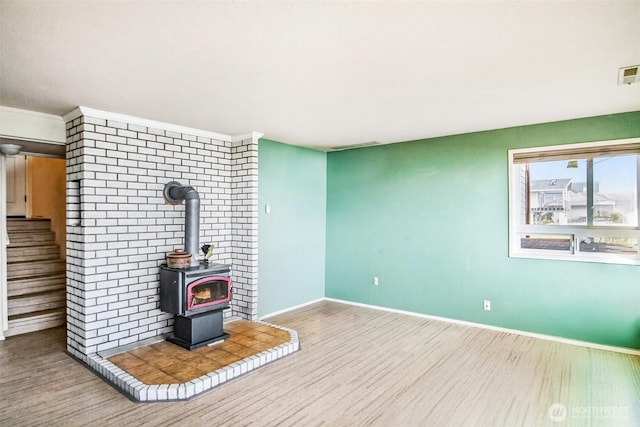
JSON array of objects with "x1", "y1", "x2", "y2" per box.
[
  {"x1": 329, "y1": 141, "x2": 381, "y2": 151},
  {"x1": 618, "y1": 65, "x2": 640, "y2": 85}
]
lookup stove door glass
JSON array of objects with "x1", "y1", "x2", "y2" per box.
[{"x1": 187, "y1": 276, "x2": 231, "y2": 311}]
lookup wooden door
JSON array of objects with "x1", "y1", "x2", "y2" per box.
[{"x1": 5, "y1": 155, "x2": 27, "y2": 216}]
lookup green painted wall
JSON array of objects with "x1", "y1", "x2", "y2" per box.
[
  {"x1": 326, "y1": 112, "x2": 640, "y2": 349},
  {"x1": 258, "y1": 139, "x2": 327, "y2": 317}
]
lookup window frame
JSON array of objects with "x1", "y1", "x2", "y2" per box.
[{"x1": 508, "y1": 137, "x2": 640, "y2": 265}]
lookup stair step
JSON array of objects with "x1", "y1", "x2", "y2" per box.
[
  {"x1": 5, "y1": 309, "x2": 66, "y2": 337},
  {"x1": 6, "y1": 218, "x2": 52, "y2": 232},
  {"x1": 7, "y1": 291, "x2": 66, "y2": 317},
  {"x1": 7, "y1": 259, "x2": 66, "y2": 280},
  {"x1": 7, "y1": 231, "x2": 56, "y2": 246},
  {"x1": 4, "y1": 217, "x2": 67, "y2": 337},
  {"x1": 7, "y1": 273, "x2": 66, "y2": 297},
  {"x1": 7, "y1": 245, "x2": 60, "y2": 263}
]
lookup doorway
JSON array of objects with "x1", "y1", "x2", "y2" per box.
[
  {"x1": 1, "y1": 145, "x2": 66, "y2": 339},
  {"x1": 5, "y1": 155, "x2": 26, "y2": 216}
]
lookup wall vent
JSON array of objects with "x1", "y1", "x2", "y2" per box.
[{"x1": 618, "y1": 65, "x2": 640, "y2": 85}]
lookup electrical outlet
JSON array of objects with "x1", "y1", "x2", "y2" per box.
[
  {"x1": 373, "y1": 276, "x2": 379, "y2": 286},
  {"x1": 483, "y1": 300, "x2": 491, "y2": 311}
]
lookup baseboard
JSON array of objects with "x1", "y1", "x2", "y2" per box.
[
  {"x1": 259, "y1": 298, "x2": 326, "y2": 321},
  {"x1": 324, "y1": 297, "x2": 640, "y2": 356},
  {"x1": 257, "y1": 296, "x2": 640, "y2": 356}
]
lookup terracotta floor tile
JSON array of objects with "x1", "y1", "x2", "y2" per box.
[
  {"x1": 224, "y1": 320, "x2": 253, "y2": 333},
  {"x1": 196, "y1": 347, "x2": 231, "y2": 360},
  {"x1": 254, "y1": 324, "x2": 280, "y2": 333},
  {"x1": 228, "y1": 334, "x2": 258, "y2": 347},
  {"x1": 108, "y1": 321, "x2": 292, "y2": 387},
  {"x1": 272, "y1": 330, "x2": 291, "y2": 340},
  {"x1": 187, "y1": 355, "x2": 224, "y2": 372},
  {"x1": 108, "y1": 353, "x2": 146, "y2": 369},
  {"x1": 214, "y1": 351, "x2": 243, "y2": 365},
  {"x1": 162, "y1": 363, "x2": 207, "y2": 382},
  {"x1": 237, "y1": 328, "x2": 263, "y2": 337},
  {"x1": 148, "y1": 341, "x2": 175, "y2": 352},
  {"x1": 130, "y1": 346, "x2": 162, "y2": 359},
  {"x1": 142, "y1": 353, "x2": 179, "y2": 369},
  {"x1": 222, "y1": 328, "x2": 239, "y2": 336},
  {"x1": 253, "y1": 332, "x2": 288, "y2": 344},
  {"x1": 218, "y1": 341, "x2": 247, "y2": 354},
  {"x1": 169, "y1": 370, "x2": 205, "y2": 383},
  {"x1": 137, "y1": 369, "x2": 182, "y2": 385},
  {"x1": 227, "y1": 346, "x2": 259, "y2": 358},
  {"x1": 249, "y1": 340, "x2": 277, "y2": 352},
  {"x1": 123, "y1": 363, "x2": 162, "y2": 377},
  {"x1": 150, "y1": 342, "x2": 196, "y2": 361}
]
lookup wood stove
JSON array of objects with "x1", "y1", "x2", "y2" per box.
[{"x1": 160, "y1": 261, "x2": 231, "y2": 350}]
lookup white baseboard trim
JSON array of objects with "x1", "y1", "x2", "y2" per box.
[
  {"x1": 323, "y1": 298, "x2": 640, "y2": 356},
  {"x1": 256, "y1": 296, "x2": 640, "y2": 356},
  {"x1": 259, "y1": 298, "x2": 326, "y2": 321}
]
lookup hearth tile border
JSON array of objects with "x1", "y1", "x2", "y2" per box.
[{"x1": 85, "y1": 321, "x2": 299, "y2": 402}]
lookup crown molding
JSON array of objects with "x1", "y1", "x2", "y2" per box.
[
  {"x1": 0, "y1": 106, "x2": 66, "y2": 143},
  {"x1": 63, "y1": 106, "x2": 234, "y2": 142},
  {"x1": 0, "y1": 106, "x2": 64, "y2": 121},
  {"x1": 231, "y1": 131, "x2": 264, "y2": 142}
]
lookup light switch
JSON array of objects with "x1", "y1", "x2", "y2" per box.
[{"x1": 265, "y1": 204, "x2": 271, "y2": 214}]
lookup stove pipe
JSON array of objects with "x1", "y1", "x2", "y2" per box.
[{"x1": 163, "y1": 181, "x2": 200, "y2": 267}]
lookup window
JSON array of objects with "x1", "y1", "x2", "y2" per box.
[{"x1": 509, "y1": 138, "x2": 640, "y2": 265}]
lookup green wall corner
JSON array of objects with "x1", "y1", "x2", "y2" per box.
[
  {"x1": 258, "y1": 139, "x2": 327, "y2": 317},
  {"x1": 325, "y1": 112, "x2": 640, "y2": 349}
]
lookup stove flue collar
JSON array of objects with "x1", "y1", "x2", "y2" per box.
[{"x1": 163, "y1": 180, "x2": 186, "y2": 205}]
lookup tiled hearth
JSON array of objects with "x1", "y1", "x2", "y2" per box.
[{"x1": 85, "y1": 320, "x2": 299, "y2": 402}]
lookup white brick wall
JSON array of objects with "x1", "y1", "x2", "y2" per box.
[
  {"x1": 231, "y1": 138, "x2": 259, "y2": 320},
  {"x1": 65, "y1": 114, "x2": 259, "y2": 360}
]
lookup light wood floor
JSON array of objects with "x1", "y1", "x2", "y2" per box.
[{"x1": 1, "y1": 300, "x2": 639, "y2": 426}]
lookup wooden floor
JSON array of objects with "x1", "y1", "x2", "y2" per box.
[{"x1": 1, "y1": 300, "x2": 639, "y2": 426}]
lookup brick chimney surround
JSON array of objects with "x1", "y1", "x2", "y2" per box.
[{"x1": 63, "y1": 107, "x2": 260, "y2": 362}]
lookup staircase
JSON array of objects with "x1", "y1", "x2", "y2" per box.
[{"x1": 5, "y1": 218, "x2": 66, "y2": 337}]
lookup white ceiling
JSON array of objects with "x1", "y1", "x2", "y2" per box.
[{"x1": 1, "y1": 1, "x2": 639, "y2": 150}]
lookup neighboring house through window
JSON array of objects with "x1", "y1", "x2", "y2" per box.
[{"x1": 508, "y1": 138, "x2": 640, "y2": 265}]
